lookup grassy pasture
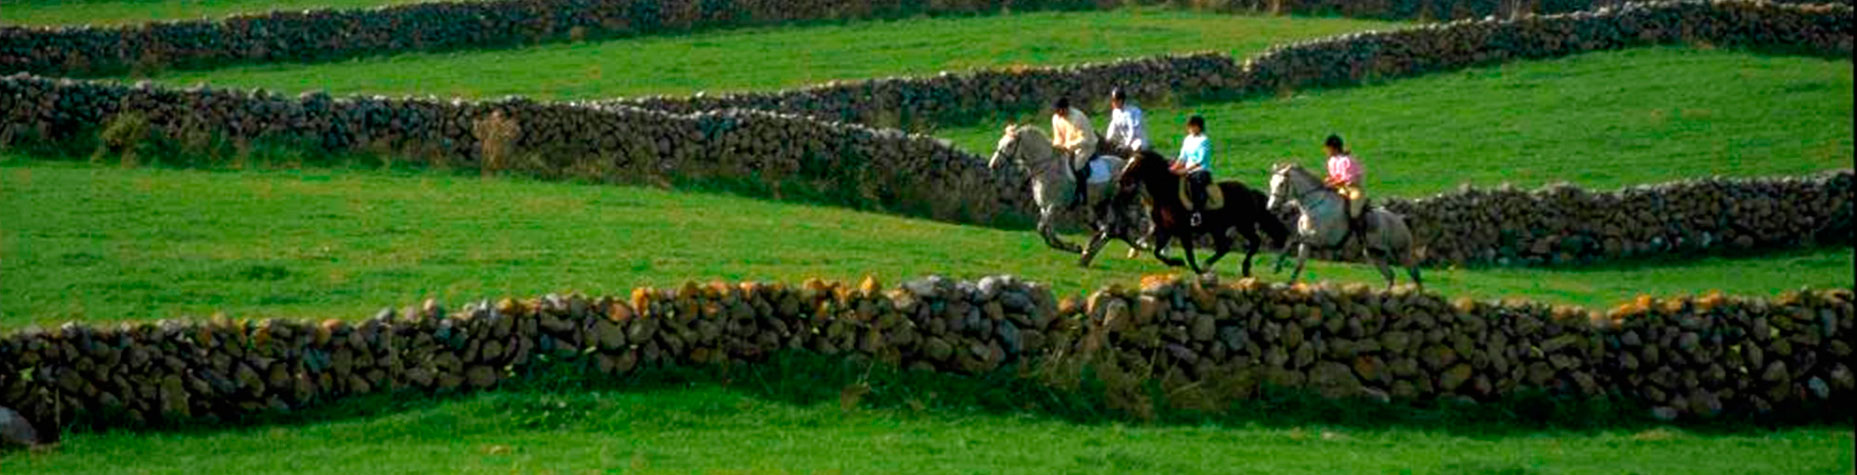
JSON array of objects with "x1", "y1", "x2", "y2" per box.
[
  {"x1": 1, "y1": 356, "x2": 1852, "y2": 473},
  {"x1": 939, "y1": 47, "x2": 1855, "y2": 196},
  {"x1": 1, "y1": 5, "x2": 1854, "y2": 471},
  {"x1": 1, "y1": 45, "x2": 1850, "y2": 329},
  {"x1": 116, "y1": 9, "x2": 1402, "y2": 99},
  {"x1": 2, "y1": 159, "x2": 1850, "y2": 328}
]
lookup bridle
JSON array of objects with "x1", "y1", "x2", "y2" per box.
[
  {"x1": 995, "y1": 129, "x2": 1041, "y2": 189},
  {"x1": 1273, "y1": 167, "x2": 1327, "y2": 205}
]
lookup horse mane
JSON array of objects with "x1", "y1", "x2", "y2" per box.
[
  {"x1": 1128, "y1": 149, "x2": 1170, "y2": 173},
  {"x1": 1275, "y1": 162, "x2": 1319, "y2": 182},
  {"x1": 1012, "y1": 124, "x2": 1051, "y2": 143}
]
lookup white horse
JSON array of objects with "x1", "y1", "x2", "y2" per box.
[
  {"x1": 989, "y1": 124, "x2": 1149, "y2": 266},
  {"x1": 1266, "y1": 163, "x2": 1423, "y2": 290}
]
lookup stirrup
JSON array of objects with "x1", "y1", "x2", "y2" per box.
[{"x1": 1191, "y1": 212, "x2": 1203, "y2": 227}]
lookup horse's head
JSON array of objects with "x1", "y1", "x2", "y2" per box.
[
  {"x1": 1266, "y1": 162, "x2": 1295, "y2": 210},
  {"x1": 1117, "y1": 150, "x2": 1160, "y2": 193},
  {"x1": 989, "y1": 125, "x2": 1022, "y2": 170}
]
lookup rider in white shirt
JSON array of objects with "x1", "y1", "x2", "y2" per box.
[{"x1": 1103, "y1": 87, "x2": 1150, "y2": 155}]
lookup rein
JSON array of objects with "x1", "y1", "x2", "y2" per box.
[{"x1": 1276, "y1": 169, "x2": 1332, "y2": 205}]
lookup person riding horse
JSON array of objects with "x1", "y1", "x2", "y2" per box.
[
  {"x1": 1173, "y1": 115, "x2": 1214, "y2": 227},
  {"x1": 1103, "y1": 87, "x2": 1150, "y2": 156},
  {"x1": 1050, "y1": 97, "x2": 1101, "y2": 209},
  {"x1": 1322, "y1": 134, "x2": 1368, "y2": 247}
]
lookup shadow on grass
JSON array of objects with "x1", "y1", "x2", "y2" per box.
[{"x1": 52, "y1": 351, "x2": 1853, "y2": 443}]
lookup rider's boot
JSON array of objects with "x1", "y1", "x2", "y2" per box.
[
  {"x1": 1349, "y1": 207, "x2": 1368, "y2": 249},
  {"x1": 1189, "y1": 183, "x2": 1207, "y2": 228},
  {"x1": 1070, "y1": 156, "x2": 1090, "y2": 210}
]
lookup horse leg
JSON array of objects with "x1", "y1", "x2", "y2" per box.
[
  {"x1": 1123, "y1": 212, "x2": 1155, "y2": 259},
  {"x1": 1202, "y1": 230, "x2": 1234, "y2": 270},
  {"x1": 1150, "y1": 231, "x2": 1186, "y2": 267},
  {"x1": 1120, "y1": 233, "x2": 1148, "y2": 259},
  {"x1": 1404, "y1": 251, "x2": 1424, "y2": 292},
  {"x1": 1078, "y1": 230, "x2": 1112, "y2": 268},
  {"x1": 1114, "y1": 217, "x2": 1150, "y2": 256},
  {"x1": 1273, "y1": 238, "x2": 1297, "y2": 274},
  {"x1": 1287, "y1": 242, "x2": 1315, "y2": 284},
  {"x1": 1236, "y1": 226, "x2": 1263, "y2": 278},
  {"x1": 1181, "y1": 234, "x2": 1206, "y2": 275},
  {"x1": 1368, "y1": 248, "x2": 1396, "y2": 289},
  {"x1": 1038, "y1": 209, "x2": 1082, "y2": 254}
]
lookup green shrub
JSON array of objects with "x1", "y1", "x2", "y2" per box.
[
  {"x1": 94, "y1": 112, "x2": 153, "y2": 166},
  {"x1": 473, "y1": 111, "x2": 523, "y2": 177}
]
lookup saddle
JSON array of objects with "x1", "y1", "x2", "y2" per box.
[
  {"x1": 1176, "y1": 177, "x2": 1225, "y2": 211},
  {"x1": 1074, "y1": 157, "x2": 1116, "y2": 185}
]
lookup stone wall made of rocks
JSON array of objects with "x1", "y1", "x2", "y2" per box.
[
  {"x1": 1376, "y1": 170, "x2": 1855, "y2": 265},
  {"x1": 1, "y1": 275, "x2": 1849, "y2": 435},
  {"x1": 0, "y1": 77, "x2": 1035, "y2": 224},
  {"x1": 0, "y1": 0, "x2": 1121, "y2": 77},
  {"x1": 10, "y1": 0, "x2": 1845, "y2": 78},
  {"x1": 598, "y1": 1, "x2": 1852, "y2": 129}
]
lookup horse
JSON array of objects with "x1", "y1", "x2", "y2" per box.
[
  {"x1": 1115, "y1": 150, "x2": 1289, "y2": 276},
  {"x1": 988, "y1": 124, "x2": 1150, "y2": 267},
  {"x1": 1265, "y1": 163, "x2": 1423, "y2": 290}
]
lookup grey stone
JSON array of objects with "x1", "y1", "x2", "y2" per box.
[
  {"x1": 1808, "y1": 377, "x2": 1831, "y2": 400},
  {"x1": 1650, "y1": 406, "x2": 1680, "y2": 422},
  {"x1": 0, "y1": 406, "x2": 40, "y2": 448},
  {"x1": 1309, "y1": 361, "x2": 1364, "y2": 399}
]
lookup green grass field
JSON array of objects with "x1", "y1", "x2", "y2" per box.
[
  {"x1": 123, "y1": 9, "x2": 1401, "y2": 99},
  {"x1": 2, "y1": 384, "x2": 1850, "y2": 473},
  {"x1": 0, "y1": 0, "x2": 464, "y2": 26},
  {"x1": 940, "y1": 47, "x2": 1855, "y2": 195},
  {"x1": 2, "y1": 160, "x2": 1849, "y2": 328},
  {"x1": 10, "y1": 45, "x2": 1844, "y2": 328},
  {"x1": 3, "y1": 4, "x2": 1854, "y2": 470},
  {"x1": 2, "y1": 354, "x2": 1853, "y2": 472}
]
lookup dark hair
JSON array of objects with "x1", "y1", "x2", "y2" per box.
[
  {"x1": 1325, "y1": 134, "x2": 1345, "y2": 150},
  {"x1": 1187, "y1": 115, "x2": 1205, "y2": 130},
  {"x1": 1053, "y1": 97, "x2": 1070, "y2": 112},
  {"x1": 1110, "y1": 87, "x2": 1127, "y2": 101}
]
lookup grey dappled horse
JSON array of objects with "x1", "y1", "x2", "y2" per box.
[
  {"x1": 1266, "y1": 163, "x2": 1423, "y2": 290},
  {"x1": 989, "y1": 124, "x2": 1150, "y2": 267}
]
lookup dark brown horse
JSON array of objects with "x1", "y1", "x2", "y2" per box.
[{"x1": 1116, "y1": 151, "x2": 1289, "y2": 276}]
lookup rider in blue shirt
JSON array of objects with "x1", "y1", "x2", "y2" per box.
[{"x1": 1171, "y1": 115, "x2": 1213, "y2": 226}]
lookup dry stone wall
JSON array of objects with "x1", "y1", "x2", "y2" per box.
[
  {"x1": 1380, "y1": 171, "x2": 1855, "y2": 265},
  {"x1": 0, "y1": 0, "x2": 1118, "y2": 77},
  {"x1": 1, "y1": 275, "x2": 1850, "y2": 435},
  {"x1": 8, "y1": 0, "x2": 1844, "y2": 78},
  {"x1": 0, "y1": 77, "x2": 1034, "y2": 224},
  {"x1": 601, "y1": 1, "x2": 1852, "y2": 129}
]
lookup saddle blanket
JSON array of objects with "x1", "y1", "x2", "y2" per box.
[
  {"x1": 1177, "y1": 178, "x2": 1227, "y2": 211},
  {"x1": 1085, "y1": 157, "x2": 1116, "y2": 185}
]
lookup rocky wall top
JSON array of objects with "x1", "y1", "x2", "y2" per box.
[{"x1": 0, "y1": 274, "x2": 1849, "y2": 441}]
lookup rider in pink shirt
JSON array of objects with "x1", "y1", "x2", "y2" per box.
[{"x1": 1321, "y1": 134, "x2": 1367, "y2": 246}]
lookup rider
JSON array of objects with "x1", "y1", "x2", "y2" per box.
[
  {"x1": 1172, "y1": 115, "x2": 1213, "y2": 227},
  {"x1": 1102, "y1": 87, "x2": 1150, "y2": 156},
  {"x1": 1322, "y1": 134, "x2": 1367, "y2": 247},
  {"x1": 1051, "y1": 97, "x2": 1100, "y2": 209}
]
